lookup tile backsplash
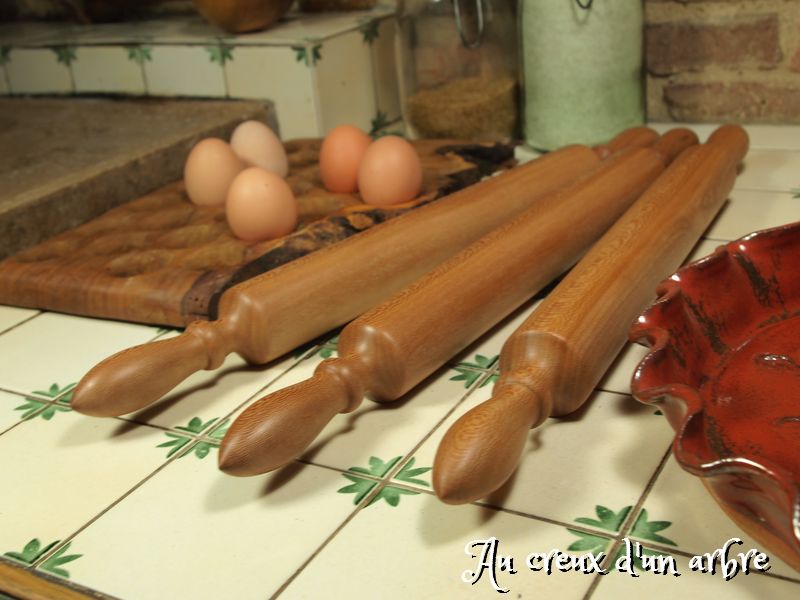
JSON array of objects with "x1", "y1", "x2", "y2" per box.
[{"x1": 0, "y1": 7, "x2": 401, "y2": 139}]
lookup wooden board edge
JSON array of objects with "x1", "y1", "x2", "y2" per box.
[{"x1": 0, "y1": 558, "x2": 117, "y2": 600}]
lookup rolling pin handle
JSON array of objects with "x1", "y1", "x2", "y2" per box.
[
  {"x1": 593, "y1": 126, "x2": 659, "y2": 159},
  {"x1": 433, "y1": 380, "x2": 553, "y2": 504},
  {"x1": 652, "y1": 128, "x2": 700, "y2": 165},
  {"x1": 71, "y1": 332, "x2": 212, "y2": 417},
  {"x1": 218, "y1": 357, "x2": 366, "y2": 476}
]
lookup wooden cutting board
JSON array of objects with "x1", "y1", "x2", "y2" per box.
[{"x1": 0, "y1": 138, "x2": 514, "y2": 327}]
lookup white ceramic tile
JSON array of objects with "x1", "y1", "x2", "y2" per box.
[
  {"x1": 0, "y1": 390, "x2": 30, "y2": 434},
  {"x1": 0, "y1": 312, "x2": 160, "y2": 398},
  {"x1": 0, "y1": 305, "x2": 38, "y2": 335},
  {"x1": 635, "y1": 457, "x2": 800, "y2": 580},
  {"x1": 369, "y1": 17, "x2": 401, "y2": 120},
  {"x1": 143, "y1": 45, "x2": 226, "y2": 97},
  {"x1": 225, "y1": 45, "x2": 319, "y2": 138},
  {"x1": 316, "y1": 31, "x2": 377, "y2": 134},
  {"x1": 283, "y1": 494, "x2": 597, "y2": 599},
  {"x1": 686, "y1": 238, "x2": 724, "y2": 264},
  {"x1": 597, "y1": 342, "x2": 649, "y2": 396},
  {"x1": 5, "y1": 48, "x2": 73, "y2": 94},
  {"x1": 592, "y1": 546, "x2": 799, "y2": 599},
  {"x1": 67, "y1": 458, "x2": 359, "y2": 600},
  {"x1": 71, "y1": 46, "x2": 145, "y2": 94},
  {"x1": 734, "y1": 150, "x2": 800, "y2": 193},
  {"x1": 0, "y1": 410, "x2": 168, "y2": 563},
  {"x1": 705, "y1": 189, "x2": 799, "y2": 241},
  {"x1": 410, "y1": 389, "x2": 673, "y2": 523}
]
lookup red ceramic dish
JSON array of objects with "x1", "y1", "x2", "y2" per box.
[{"x1": 630, "y1": 220, "x2": 800, "y2": 572}]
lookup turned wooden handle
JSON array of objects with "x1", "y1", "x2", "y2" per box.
[
  {"x1": 433, "y1": 125, "x2": 749, "y2": 504},
  {"x1": 71, "y1": 321, "x2": 232, "y2": 416},
  {"x1": 219, "y1": 130, "x2": 696, "y2": 476},
  {"x1": 593, "y1": 126, "x2": 660, "y2": 158},
  {"x1": 72, "y1": 130, "x2": 652, "y2": 417}
]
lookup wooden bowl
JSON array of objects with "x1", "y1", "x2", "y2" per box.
[
  {"x1": 630, "y1": 221, "x2": 800, "y2": 572},
  {"x1": 193, "y1": 0, "x2": 294, "y2": 33}
]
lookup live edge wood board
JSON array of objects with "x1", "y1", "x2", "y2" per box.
[{"x1": 0, "y1": 139, "x2": 514, "y2": 327}]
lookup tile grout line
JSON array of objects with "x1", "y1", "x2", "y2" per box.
[
  {"x1": 0, "y1": 311, "x2": 42, "y2": 338},
  {"x1": 582, "y1": 443, "x2": 673, "y2": 600},
  {"x1": 382, "y1": 366, "x2": 500, "y2": 486},
  {"x1": 268, "y1": 484, "x2": 381, "y2": 600},
  {"x1": 270, "y1": 366, "x2": 497, "y2": 599},
  {"x1": 29, "y1": 452, "x2": 186, "y2": 571}
]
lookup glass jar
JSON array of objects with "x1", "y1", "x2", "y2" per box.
[
  {"x1": 521, "y1": 0, "x2": 645, "y2": 150},
  {"x1": 395, "y1": 0, "x2": 519, "y2": 141}
]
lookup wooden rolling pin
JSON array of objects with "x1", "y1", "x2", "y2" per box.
[
  {"x1": 432, "y1": 124, "x2": 749, "y2": 505},
  {"x1": 71, "y1": 128, "x2": 658, "y2": 417},
  {"x1": 217, "y1": 128, "x2": 698, "y2": 476}
]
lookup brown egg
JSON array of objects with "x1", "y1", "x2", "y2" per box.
[
  {"x1": 183, "y1": 138, "x2": 244, "y2": 206},
  {"x1": 357, "y1": 136, "x2": 422, "y2": 206},
  {"x1": 319, "y1": 124, "x2": 372, "y2": 193},
  {"x1": 225, "y1": 167, "x2": 298, "y2": 242},
  {"x1": 230, "y1": 120, "x2": 289, "y2": 177}
]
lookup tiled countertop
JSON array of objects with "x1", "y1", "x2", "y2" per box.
[{"x1": 0, "y1": 123, "x2": 799, "y2": 599}]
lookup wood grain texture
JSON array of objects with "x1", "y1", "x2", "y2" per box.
[
  {"x1": 71, "y1": 142, "x2": 605, "y2": 417},
  {"x1": 432, "y1": 125, "x2": 749, "y2": 505},
  {"x1": 0, "y1": 139, "x2": 514, "y2": 327},
  {"x1": 217, "y1": 129, "x2": 695, "y2": 477},
  {"x1": 0, "y1": 558, "x2": 111, "y2": 600}
]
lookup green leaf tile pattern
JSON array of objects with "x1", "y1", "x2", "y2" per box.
[
  {"x1": 574, "y1": 505, "x2": 631, "y2": 533},
  {"x1": 0, "y1": 47, "x2": 10, "y2": 66},
  {"x1": 51, "y1": 46, "x2": 76, "y2": 66},
  {"x1": 629, "y1": 508, "x2": 677, "y2": 546},
  {"x1": 4, "y1": 539, "x2": 82, "y2": 579},
  {"x1": 337, "y1": 456, "x2": 431, "y2": 508},
  {"x1": 791, "y1": 187, "x2": 800, "y2": 198},
  {"x1": 566, "y1": 531, "x2": 611, "y2": 555},
  {"x1": 368, "y1": 111, "x2": 403, "y2": 139},
  {"x1": 292, "y1": 44, "x2": 322, "y2": 67},
  {"x1": 39, "y1": 542, "x2": 82, "y2": 579},
  {"x1": 155, "y1": 325, "x2": 179, "y2": 335},
  {"x1": 126, "y1": 45, "x2": 152, "y2": 66},
  {"x1": 4, "y1": 538, "x2": 59, "y2": 564},
  {"x1": 316, "y1": 335, "x2": 339, "y2": 359},
  {"x1": 359, "y1": 19, "x2": 380, "y2": 44},
  {"x1": 567, "y1": 505, "x2": 677, "y2": 572},
  {"x1": 393, "y1": 458, "x2": 431, "y2": 487},
  {"x1": 156, "y1": 417, "x2": 229, "y2": 459},
  {"x1": 206, "y1": 45, "x2": 234, "y2": 65},
  {"x1": 14, "y1": 383, "x2": 76, "y2": 421},
  {"x1": 449, "y1": 354, "x2": 499, "y2": 389},
  {"x1": 350, "y1": 456, "x2": 401, "y2": 477}
]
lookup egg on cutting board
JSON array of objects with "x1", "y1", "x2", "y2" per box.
[
  {"x1": 319, "y1": 124, "x2": 372, "y2": 193},
  {"x1": 225, "y1": 167, "x2": 298, "y2": 242},
  {"x1": 357, "y1": 135, "x2": 422, "y2": 207},
  {"x1": 230, "y1": 120, "x2": 289, "y2": 177},
  {"x1": 183, "y1": 138, "x2": 244, "y2": 206}
]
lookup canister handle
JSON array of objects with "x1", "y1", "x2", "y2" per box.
[{"x1": 453, "y1": 0, "x2": 484, "y2": 49}]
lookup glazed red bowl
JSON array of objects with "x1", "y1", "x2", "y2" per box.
[{"x1": 630, "y1": 221, "x2": 800, "y2": 572}]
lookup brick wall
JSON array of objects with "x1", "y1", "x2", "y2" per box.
[{"x1": 645, "y1": 0, "x2": 800, "y2": 122}]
